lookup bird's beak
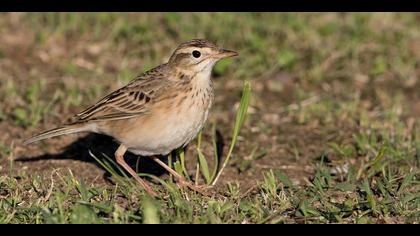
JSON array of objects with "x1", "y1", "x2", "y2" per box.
[{"x1": 214, "y1": 48, "x2": 239, "y2": 59}]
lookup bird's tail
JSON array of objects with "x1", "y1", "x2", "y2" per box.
[{"x1": 23, "y1": 124, "x2": 90, "y2": 145}]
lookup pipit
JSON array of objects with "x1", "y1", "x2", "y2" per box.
[{"x1": 23, "y1": 39, "x2": 238, "y2": 196}]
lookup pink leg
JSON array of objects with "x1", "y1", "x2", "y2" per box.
[
  {"x1": 151, "y1": 156, "x2": 209, "y2": 195},
  {"x1": 115, "y1": 145, "x2": 157, "y2": 197}
]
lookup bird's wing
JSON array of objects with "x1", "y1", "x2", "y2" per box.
[{"x1": 69, "y1": 65, "x2": 171, "y2": 123}]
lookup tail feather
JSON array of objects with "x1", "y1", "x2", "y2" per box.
[{"x1": 23, "y1": 125, "x2": 89, "y2": 145}]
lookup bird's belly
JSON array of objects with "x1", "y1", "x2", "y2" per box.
[{"x1": 122, "y1": 101, "x2": 210, "y2": 156}]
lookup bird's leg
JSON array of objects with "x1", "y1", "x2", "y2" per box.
[
  {"x1": 151, "y1": 156, "x2": 208, "y2": 195},
  {"x1": 115, "y1": 144, "x2": 157, "y2": 197},
  {"x1": 152, "y1": 156, "x2": 188, "y2": 184}
]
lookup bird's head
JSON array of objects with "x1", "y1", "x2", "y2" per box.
[{"x1": 168, "y1": 39, "x2": 238, "y2": 73}]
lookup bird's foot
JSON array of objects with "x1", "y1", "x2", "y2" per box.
[{"x1": 177, "y1": 178, "x2": 211, "y2": 196}]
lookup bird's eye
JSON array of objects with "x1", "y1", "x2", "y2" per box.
[{"x1": 192, "y1": 50, "x2": 201, "y2": 58}]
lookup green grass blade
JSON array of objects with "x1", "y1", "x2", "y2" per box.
[
  {"x1": 178, "y1": 148, "x2": 190, "y2": 181},
  {"x1": 168, "y1": 152, "x2": 173, "y2": 182},
  {"x1": 210, "y1": 125, "x2": 220, "y2": 182},
  {"x1": 362, "y1": 179, "x2": 377, "y2": 214},
  {"x1": 397, "y1": 171, "x2": 416, "y2": 195},
  {"x1": 211, "y1": 80, "x2": 251, "y2": 186},
  {"x1": 197, "y1": 148, "x2": 211, "y2": 184},
  {"x1": 89, "y1": 151, "x2": 123, "y2": 181},
  {"x1": 89, "y1": 151, "x2": 136, "y2": 189},
  {"x1": 174, "y1": 160, "x2": 184, "y2": 178}
]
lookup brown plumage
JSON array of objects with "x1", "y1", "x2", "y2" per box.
[{"x1": 24, "y1": 39, "x2": 238, "y2": 196}]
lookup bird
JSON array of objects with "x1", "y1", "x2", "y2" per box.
[{"x1": 23, "y1": 39, "x2": 238, "y2": 196}]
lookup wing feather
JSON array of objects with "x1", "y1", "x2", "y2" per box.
[{"x1": 69, "y1": 64, "x2": 171, "y2": 123}]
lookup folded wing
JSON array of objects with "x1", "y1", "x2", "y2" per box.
[{"x1": 70, "y1": 65, "x2": 171, "y2": 123}]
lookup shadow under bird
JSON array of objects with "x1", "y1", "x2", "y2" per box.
[{"x1": 23, "y1": 39, "x2": 238, "y2": 196}]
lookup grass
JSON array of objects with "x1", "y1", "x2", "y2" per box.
[
  {"x1": 0, "y1": 13, "x2": 419, "y2": 223},
  {"x1": 1, "y1": 161, "x2": 417, "y2": 223}
]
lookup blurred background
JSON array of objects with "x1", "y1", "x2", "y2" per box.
[{"x1": 0, "y1": 12, "x2": 419, "y2": 203}]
